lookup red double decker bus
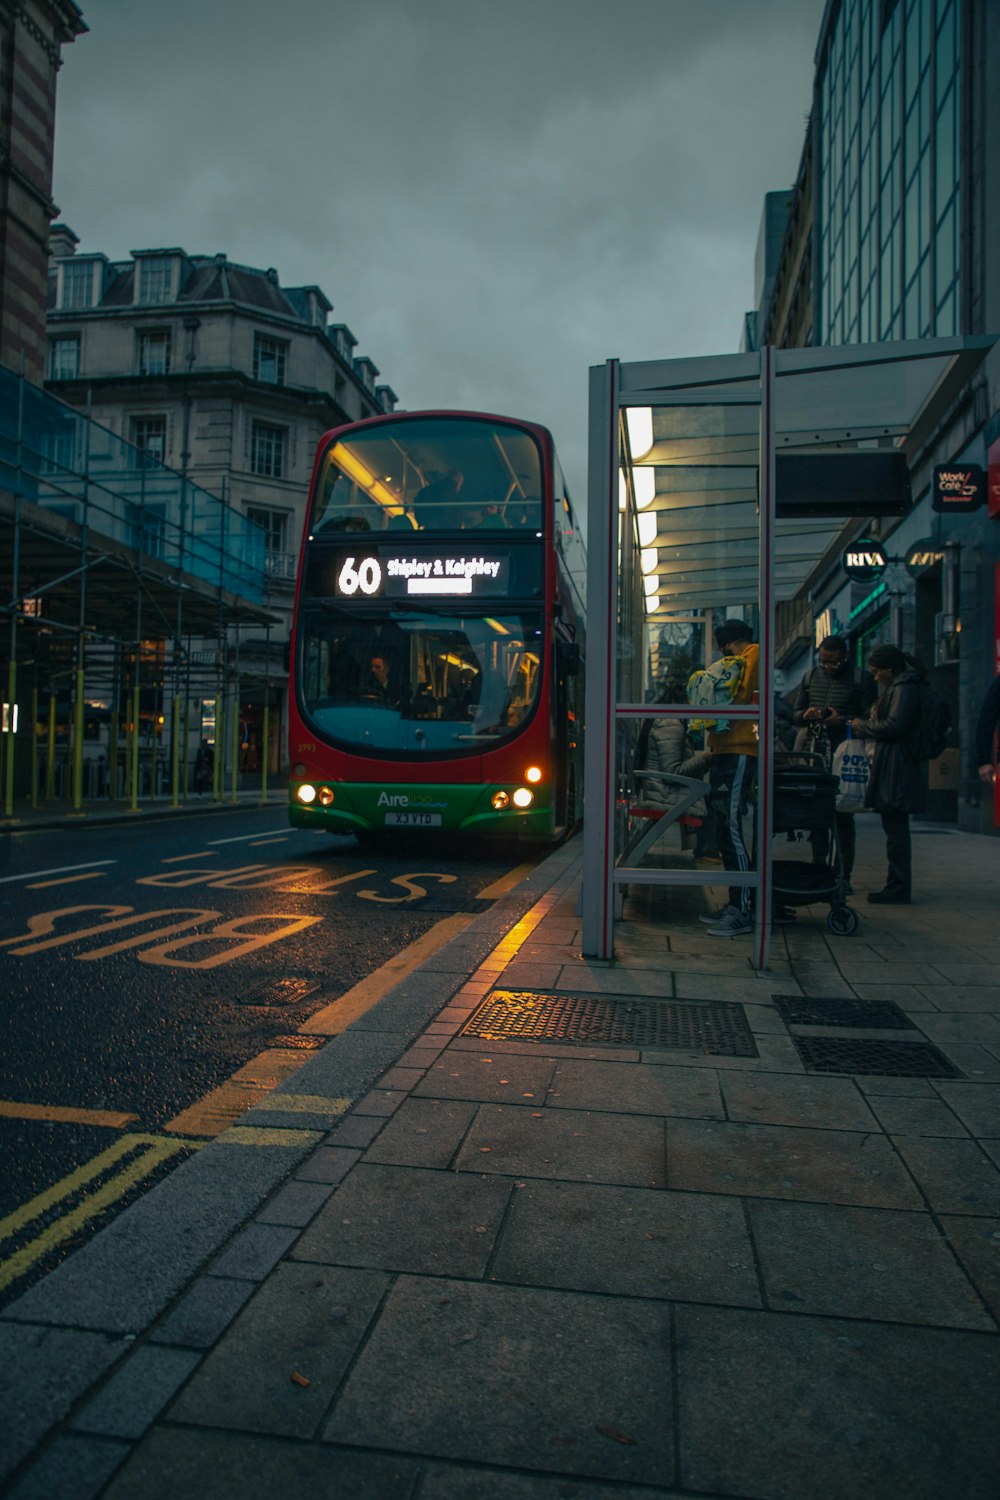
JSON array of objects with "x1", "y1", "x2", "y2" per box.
[{"x1": 288, "y1": 411, "x2": 585, "y2": 843}]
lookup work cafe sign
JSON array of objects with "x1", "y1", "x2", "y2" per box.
[
  {"x1": 842, "y1": 539, "x2": 887, "y2": 581},
  {"x1": 933, "y1": 463, "x2": 985, "y2": 513}
]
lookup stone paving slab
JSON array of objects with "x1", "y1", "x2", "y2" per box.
[
  {"x1": 454, "y1": 1102, "x2": 666, "y2": 1187},
  {"x1": 0, "y1": 1324, "x2": 124, "y2": 1483},
  {"x1": 166, "y1": 1263, "x2": 391, "y2": 1439},
  {"x1": 746, "y1": 1199, "x2": 996, "y2": 1329},
  {"x1": 102, "y1": 1428, "x2": 420, "y2": 1500},
  {"x1": 916, "y1": 1013, "x2": 1000, "y2": 1046},
  {"x1": 360, "y1": 1095, "x2": 479, "y2": 1167},
  {"x1": 889, "y1": 1136, "x2": 1000, "y2": 1215},
  {"x1": 291, "y1": 1163, "x2": 512, "y2": 1277},
  {"x1": 323, "y1": 1276, "x2": 675, "y2": 1486},
  {"x1": 544, "y1": 1058, "x2": 725, "y2": 1119},
  {"x1": 6, "y1": 1434, "x2": 131, "y2": 1500},
  {"x1": 413, "y1": 1051, "x2": 559, "y2": 1105},
  {"x1": 665, "y1": 1119, "x2": 924, "y2": 1208},
  {"x1": 489, "y1": 1178, "x2": 761, "y2": 1306},
  {"x1": 418, "y1": 1466, "x2": 689, "y2": 1499},
  {"x1": 937, "y1": 1215, "x2": 1000, "y2": 1322},
  {"x1": 674, "y1": 1303, "x2": 1000, "y2": 1500},
  {"x1": 862, "y1": 1094, "x2": 970, "y2": 1136},
  {"x1": 717, "y1": 1071, "x2": 881, "y2": 1131},
  {"x1": 914, "y1": 984, "x2": 1000, "y2": 1012},
  {"x1": 920, "y1": 1081, "x2": 1000, "y2": 1137},
  {"x1": 70, "y1": 1345, "x2": 202, "y2": 1439},
  {"x1": 642, "y1": 1033, "x2": 805, "y2": 1073}
]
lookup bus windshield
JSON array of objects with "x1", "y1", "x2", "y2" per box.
[
  {"x1": 310, "y1": 416, "x2": 544, "y2": 535},
  {"x1": 298, "y1": 605, "x2": 544, "y2": 755}
]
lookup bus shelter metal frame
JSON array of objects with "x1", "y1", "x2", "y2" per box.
[{"x1": 583, "y1": 337, "x2": 996, "y2": 974}]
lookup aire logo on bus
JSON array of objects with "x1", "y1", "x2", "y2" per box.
[{"x1": 377, "y1": 792, "x2": 448, "y2": 809}]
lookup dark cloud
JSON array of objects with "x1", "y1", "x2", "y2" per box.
[{"x1": 54, "y1": 0, "x2": 825, "y2": 497}]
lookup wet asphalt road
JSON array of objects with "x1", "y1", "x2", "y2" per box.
[{"x1": 0, "y1": 807, "x2": 536, "y2": 1305}]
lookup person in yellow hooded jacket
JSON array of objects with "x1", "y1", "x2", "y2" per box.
[{"x1": 700, "y1": 620, "x2": 759, "y2": 937}]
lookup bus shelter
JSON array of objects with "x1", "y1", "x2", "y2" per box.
[{"x1": 583, "y1": 338, "x2": 993, "y2": 972}]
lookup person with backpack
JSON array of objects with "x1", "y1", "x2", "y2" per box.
[
  {"x1": 699, "y1": 619, "x2": 759, "y2": 937},
  {"x1": 792, "y1": 634, "x2": 875, "y2": 888},
  {"x1": 850, "y1": 644, "x2": 927, "y2": 905},
  {"x1": 975, "y1": 672, "x2": 1000, "y2": 784}
]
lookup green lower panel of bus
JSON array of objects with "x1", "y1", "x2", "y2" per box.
[{"x1": 288, "y1": 780, "x2": 554, "y2": 840}]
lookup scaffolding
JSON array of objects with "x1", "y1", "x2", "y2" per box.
[{"x1": 0, "y1": 365, "x2": 279, "y2": 819}]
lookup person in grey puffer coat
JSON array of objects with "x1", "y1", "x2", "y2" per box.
[{"x1": 850, "y1": 644, "x2": 926, "y2": 905}]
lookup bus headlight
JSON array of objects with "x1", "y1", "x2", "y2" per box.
[
  {"x1": 491, "y1": 790, "x2": 510, "y2": 809},
  {"x1": 297, "y1": 784, "x2": 317, "y2": 804},
  {"x1": 512, "y1": 787, "x2": 533, "y2": 809},
  {"x1": 525, "y1": 766, "x2": 543, "y2": 783},
  {"x1": 318, "y1": 786, "x2": 335, "y2": 806}
]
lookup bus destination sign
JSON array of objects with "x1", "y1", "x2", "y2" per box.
[{"x1": 314, "y1": 544, "x2": 525, "y2": 602}]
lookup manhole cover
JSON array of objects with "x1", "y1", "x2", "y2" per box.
[
  {"x1": 773, "y1": 995, "x2": 916, "y2": 1030},
  {"x1": 793, "y1": 1037, "x2": 963, "y2": 1078},
  {"x1": 235, "y1": 978, "x2": 320, "y2": 1007},
  {"x1": 464, "y1": 991, "x2": 758, "y2": 1055}
]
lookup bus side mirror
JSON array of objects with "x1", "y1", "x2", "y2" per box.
[{"x1": 561, "y1": 643, "x2": 581, "y2": 676}]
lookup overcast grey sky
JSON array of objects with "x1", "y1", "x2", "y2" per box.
[{"x1": 53, "y1": 0, "x2": 826, "y2": 500}]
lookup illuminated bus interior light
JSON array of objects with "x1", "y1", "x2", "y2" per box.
[
  {"x1": 618, "y1": 469, "x2": 627, "y2": 511},
  {"x1": 318, "y1": 786, "x2": 335, "y2": 806},
  {"x1": 512, "y1": 787, "x2": 533, "y2": 808},
  {"x1": 331, "y1": 443, "x2": 404, "y2": 517},
  {"x1": 483, "y1": 618, "x2": 510, "y2": 634},
  {"x1": 640, "y1": 548, "x2": 658, "y2": 575},
  {"x1": 634, "y1": 468, "x2": 656, "y2": 509},
  {"x1": 525, "y1": 766, "x2": 542, "y2": 783},
  {"x1": 644, "y1": 592, "x2": 660, "y2": 614},
  {"x1": 626, "y1": 406, "x2": 654, "y2": 460},
  {"x1": 492, "y1": 790, "x2": 510, "y2": 809},
  {"x1": 643, "y1": 574, "x2": 659, "y2": 596},
  {"x1": 297, "y1": 784, "x2": 317, "y2": 804}
]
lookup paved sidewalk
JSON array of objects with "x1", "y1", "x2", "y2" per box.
[
  {"x1": 1, "y1": 788, "x2": 286, "y2": 835},
  {"x1": 2, "y1": 819, "x2": 999, "y2": 1499}
]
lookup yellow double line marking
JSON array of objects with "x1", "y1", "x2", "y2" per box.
[{"x1": 0, "y1": 1132, "x2": 207, "y2": 1294}]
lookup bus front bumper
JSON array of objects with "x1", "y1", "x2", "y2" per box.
[{"x1": 288, "y1": 781, "x2": 554, "y2": 840}]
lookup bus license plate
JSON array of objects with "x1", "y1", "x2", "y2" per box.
[{"x1": 384, "y1": 812, "x2": 442, "y2": 827}]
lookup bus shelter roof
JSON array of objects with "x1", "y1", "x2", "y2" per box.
[{"x1": 620, "y1": 336, "x2": 995, "y2": 612}]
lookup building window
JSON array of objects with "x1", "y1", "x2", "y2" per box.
[
  {"x1": 131, "y1": 415, "x2": 167, "y2": 464},
  {"x1": 61, "y1": 260, "x2": 93, "y2": 310},
  {"x1": 138, "y1": 256, "x2": 174, "y2": 304},
  {"x1": 246, "y1": 505, "x2": 289, "y2": 552},
  {"x1": 253, "y1": 334, "x2": 287, "y2": 385},
  {"x1": 137, "y1": 329, "x2": 172, "y2": 376},
  {"x1": 250, "y1": 420, "x2": 286, "y2": 477},
  {"x1": 49, "y1": 336, "x2": 80, "y2": 380}
]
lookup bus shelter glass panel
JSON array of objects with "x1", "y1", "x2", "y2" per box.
[{"x1": 615, "y1": 398, "x2": 763, "y2": 905}]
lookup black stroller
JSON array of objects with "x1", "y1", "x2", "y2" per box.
[{"x1": 772, "y1": 753, "x2": 859, "y2": 936}]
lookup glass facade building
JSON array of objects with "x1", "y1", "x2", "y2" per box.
[{"x1": 817, "y1": 0, "x2": 961, "y2": 346}]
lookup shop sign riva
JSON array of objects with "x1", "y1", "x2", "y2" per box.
[{"x1": 842, "y1": 539, "x2": 887, "y2": 581}]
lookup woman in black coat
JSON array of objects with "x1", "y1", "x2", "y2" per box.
[{"x1": 850, "y1": 644, "x2": 925, "y2": 905}]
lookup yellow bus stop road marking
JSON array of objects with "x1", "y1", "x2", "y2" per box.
[
  {"x1": 27, "y1": 872, "x2": 106, "y2": 890},
  {"x1": 0, "y1": 1100, "x2": 137, "y2": 1129},
  {"x1": 0, "y1": 1133, "x2": 206, "y2": 1293},
  {"x1": 299, "y1": 912, "x2": 474, "y2": 1036},
  {"x1": 475, "y1": 862, "x2": 537, "y2": 902},
  {"x1": 163, "y1": 1048, "x2": 321, "y2": 1136}
]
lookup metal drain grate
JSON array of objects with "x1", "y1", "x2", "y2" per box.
[
  {"x1": 793, "y1": 1036, "x2": 963, "y2": 1078},
  {"x1": 464, "y1": 990, "x2": 758, "y2": 1056},
  {"x1": 235, "y1": 978, "x2": 320, "y2": 1008},
  {"x1": 773, "y1": 995, "x2": 916, "y2": 1030}
]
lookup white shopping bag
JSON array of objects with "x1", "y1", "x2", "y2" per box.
[{"x1": 832, "y1": 726, "x2": 870, "y2": 813}]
